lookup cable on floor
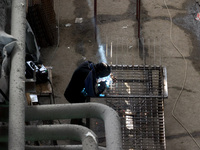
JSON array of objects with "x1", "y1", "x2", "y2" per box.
[{"x1": 163, "y1": 0, "x2": 200, "y2": 148}]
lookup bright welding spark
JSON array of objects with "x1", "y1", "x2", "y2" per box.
[{"x1": 98, "y1": 75, "x2": 112, "y2": 88}]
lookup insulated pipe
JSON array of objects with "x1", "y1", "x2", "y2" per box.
[
  {"x1": 0, "y1": 125, "x2": 103, "y2": 150},
  {"x1": 26, "y1": 103, "x2": 122, "y2": 150},
  {"x1": 25, "y1": 125, "x2": 99, "y2": 150},
  {"x1": 25, "y1": 145, "x2": 106, "y2": 150},
  {"x1": 9, "y1": 0, "x2": 26, "y2": 150}
]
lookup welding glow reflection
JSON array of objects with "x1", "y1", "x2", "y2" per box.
[
  {"x1": 125, "y1": 109, "x2": 134, "y2": 130},
  {"x1": 125, "y1": 100, "x2": 130, "y2": 105},
  {"x1": 124, "y1": 82, "x2": 131, "y2": 94},
  {"x1": 97, "y1": 75, "x2": 113, "y2": 88}
]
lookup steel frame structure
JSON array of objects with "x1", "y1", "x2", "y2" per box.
[{"x1": 96, "y1": 65, "x2": 167, "y2": 150}]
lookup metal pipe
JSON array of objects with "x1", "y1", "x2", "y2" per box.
[
  {"x1": 9, "y1": 0, "x2": 26, "y2": 150},
  {"x1": 0, "y1": 124, "x2": 105, "y2": 150},
  {"x1": 136, "y1": 0, "x2": 138, "y2": 20},
  {"x1": 0, "y1": 125, "x2": 104, "y2": 150},
  {"x1": 94, "y1": 0, "x2": 97, "y2": 40},
  {"x1": 25, "y1": 145, "x2": 106, "y2": 150},
  {"x1": 25, "y1": 125, "x2": 99, "y2": 150},
  {"x1": 137, "y1": 0, "x2": 141, "y2": 39},
  {"x1": 25, "y1": 103, "x2": 122, "y2": 150}
]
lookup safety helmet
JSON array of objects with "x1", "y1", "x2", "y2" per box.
[{"x1": 95, "y1": 62, "x2": 111, "y2": 78}]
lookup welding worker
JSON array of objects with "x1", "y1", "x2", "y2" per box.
[{"x1": 64, "y1": 61, "x2": 111, "y2": 125}]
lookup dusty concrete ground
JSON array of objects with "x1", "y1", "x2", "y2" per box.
[{"x1": 40, "y1": 0, "x2": 200, "y2": 149}]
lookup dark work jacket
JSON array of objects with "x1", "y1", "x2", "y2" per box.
[{"x1": 64, "y1": 61, "x2": 96, "y2": 103}]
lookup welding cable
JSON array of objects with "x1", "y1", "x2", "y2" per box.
[{"x1": 163, "y1": 0, "x2": 200, "y2": 148}]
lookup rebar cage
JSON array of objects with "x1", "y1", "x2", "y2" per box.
[
  {"x1": 103, "y1": 65, "x2": 168, "y2": 98},
  {"x1": 97, "y1": 65, "x2": 168, "y2": 150}
]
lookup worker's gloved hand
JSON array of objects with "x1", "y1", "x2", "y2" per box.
[{"x1": 97, "y1": 81, "x2": 106, "y2": 94}]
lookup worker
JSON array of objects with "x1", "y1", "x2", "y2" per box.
[{"x1": 64, "y1": 61, "x2": 111, "y2": 125}]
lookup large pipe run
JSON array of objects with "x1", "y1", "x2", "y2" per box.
[
  {"x1": 9, "y1": 0, "x2": 26, "y2": 150},
  {"x1": 0, "y1": 124, "x2": 105, "y2": 150},
  {"x1": 26, "y1": 103, "x2": 122, "y2": 150},
  {"x1": 25, "y1": 145, "x2": 106, "y2": 150},
  {"x1": 25, "y1": 124, "x2": 98, "y2": 150}
]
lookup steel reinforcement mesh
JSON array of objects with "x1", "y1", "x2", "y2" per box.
[
  {"x1": 103, "y1": 65, "x2": 167, "y2": 98},
  {"x1": 102, "y1": 65, "x2": 167, "y2": 150},
  {"x1": 105, "y1": 97, "x2": 165, "y2": 150}
]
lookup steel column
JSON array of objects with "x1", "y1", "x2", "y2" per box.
[{"x1": 9, "y1": 0, "x2": 26, "y2": 150}]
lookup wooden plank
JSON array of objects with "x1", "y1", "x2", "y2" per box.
[{"x1": 25, "y1": 93, "x2": 32, "y2": 105}]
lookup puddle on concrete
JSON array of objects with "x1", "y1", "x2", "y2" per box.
[{"x1": 173, "y1": 0, "x2": 200, "y2": 72}]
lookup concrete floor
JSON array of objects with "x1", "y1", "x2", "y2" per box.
[{"x1": 41, "y1": 0, "x2": 200, "y2": 149}]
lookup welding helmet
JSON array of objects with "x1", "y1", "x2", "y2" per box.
[{"x1": 95, "y1": 62, "x2": 111, "y2": 78}]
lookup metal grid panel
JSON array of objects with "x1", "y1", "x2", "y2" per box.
[
  {"x1": 106, "y1": 98, "x2": 166, "y2": 150},
  {"x1": 103, "y1": 65, "x2": 167, "y2": 98},
  {"x1": 102, "y1": 65, "x2": 167, "y2": 150}
]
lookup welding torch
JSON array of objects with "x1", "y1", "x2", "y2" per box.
[
  {"x1": 110, "y1": 73, "x2": 117, "y2": 83},
  {"x1": 97, "y1": 73, "x2": 117, "y2": 97}
]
